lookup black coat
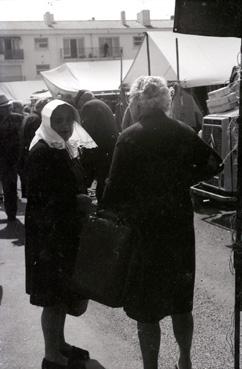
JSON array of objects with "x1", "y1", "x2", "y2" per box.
[
  {"x1": 25, "y1": 140, "x2": 87, "y2": 307},
  {"x1": 102, "y1": 109, "x2": 223, "y2": 322},
  {"x1": 0, "y1": 113, "x2": 21, "y2": 172},
  {"x1": 80, "y1": 98, "x2": 118, "y2": 201}
]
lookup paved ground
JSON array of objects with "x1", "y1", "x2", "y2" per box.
[{"x1": 0, "y1": 196, "x2": 240, "y2": 369}]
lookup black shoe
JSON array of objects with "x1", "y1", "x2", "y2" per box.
[
  {"x1": 42, "y1": 358, "x2": 67, "y2": 369},
  {"x1": 61, "y1": 346, "x2": 89, "y2": 361}
]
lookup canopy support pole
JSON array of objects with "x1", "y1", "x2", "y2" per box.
[
  {"x1": 176, "y1": 38, "x2": 180, "y2": 82},
  {"x1": 234, "y1": 38, "x2": 242, "y2": 369},
  {"x1": 120, "y1": 47, "x2": 123, "y2": 86},
  {"x1": 145, "y1": 32, "x2": 151, "y2": 76}
]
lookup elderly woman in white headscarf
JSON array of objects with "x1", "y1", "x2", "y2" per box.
[
  {"x1": 102, "y1": 76, "x2": 223, "y2": 369},
  {"x1": 25, "y1": 100, "x2": 96, "y2": 369}
]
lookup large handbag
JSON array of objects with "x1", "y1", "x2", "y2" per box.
[{"x1": 72, "y1": 211, "x2": 132, "y2": 308}]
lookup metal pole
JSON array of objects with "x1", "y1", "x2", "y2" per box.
[
  {"x1": 145, "y1": 32, "x2": 151, "y2": 75},
  {"x1": 234, "y1": 38, "x2": 242, "y2": 369},
  {"x1": 176, "y1": 37, "x2": 180, "y2": 82},
  {"x1": 120, "y1": 47, "x2": 123, "y2": 86}
]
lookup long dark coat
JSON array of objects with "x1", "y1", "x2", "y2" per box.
[
  {"x1": 25, "y1": 140, "x2": 87, "y2": 308},
  {"x1": 102, "y1": 109, "x2": 222, "y2": 323},
  {"x1": 80, "y1": 98, "x2": 119, "y2": 202}
]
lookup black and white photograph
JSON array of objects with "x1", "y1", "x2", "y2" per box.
[{"x1": 0, "y1": 1, "x2": 241, "y2": 368}]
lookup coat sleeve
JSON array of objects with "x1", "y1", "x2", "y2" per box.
[{"x1": 101, "y1": 136, "x2": 137, "y2": 211}]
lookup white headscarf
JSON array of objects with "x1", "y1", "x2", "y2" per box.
[{"x1": 29, "y1": 99, "x2": 97, "y2": 158}]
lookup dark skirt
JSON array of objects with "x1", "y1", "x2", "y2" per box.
[{"x1": 123, "y1": 223, "x2": 195, "y2": 323}]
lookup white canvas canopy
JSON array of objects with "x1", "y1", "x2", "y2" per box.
[
  {"x1": 41, "y1": 59, "x2": 133, "y2": 97},
  {"x1": 0, "y1": 80, "x2": 50, "y2": 104},
  {"x1": 123, "y1": 31, "x2": 241, "y2": 88}
]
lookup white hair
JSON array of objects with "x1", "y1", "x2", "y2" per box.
[{"x1": 129, "y1": 76, "x2": 171, "y2": 121}]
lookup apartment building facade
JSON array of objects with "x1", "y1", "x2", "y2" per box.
[{"x1": 0, "y1": 10, "x2": 173, "y2": 82}]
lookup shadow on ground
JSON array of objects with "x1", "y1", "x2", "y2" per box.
[
  {"x1": 0, "y1": 218, "x2": 25, "y2": 246},
  {"x1": 86, "y1": 359, "x2": 107, "y2": 369},
  {"x1": 0, "y1": 197, "x2": 26, "y2": 246}
]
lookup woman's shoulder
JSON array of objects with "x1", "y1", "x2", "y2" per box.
[
  {"x1": 29, "y1": 140, "x2": 52, "y2": 161},
  {"x1": 118, "y1": 121, "x2": 141, "y2": 140}
]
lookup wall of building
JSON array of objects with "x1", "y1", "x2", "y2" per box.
[{"x1": 0, "y1": 12, "x2": 173, "y2": 81}]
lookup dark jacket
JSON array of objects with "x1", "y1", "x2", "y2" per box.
[
  {"x1": 18, "y1": 111, "x2": 42, "y2": 195},
  {"x1": 0, "y1": 113, "x2": 22, "y2": 172},
  {"x1": 25, "y1": 140, "x2": 87, "y2": 307},
  {"x1": 80, "y1": 98, "x2": 119, "y2": 201},
  {"x1": 102, "y1": 109, "x2": 223, "y2": 322}
]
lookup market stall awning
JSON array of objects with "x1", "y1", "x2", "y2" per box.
[
  {"x1": 123, "y1": 31, "x2": 241, "y2": 88},
  {"x1": 0, "y1": 80, "x2": 50, "y2": 104},
  {"x1": 41, "y1": 59, "x2": 133, "y2": 96}
]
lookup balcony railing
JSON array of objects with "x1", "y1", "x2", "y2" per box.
[
  {"x1": 0, "y1": 75, "x2": 25, "y2": 82},
  {"x1": 3, "y1": 49, "x2": 24, "y2": 60},
  {"x1": 61, "y1": 47, "x2": 122, "y2": 60}
]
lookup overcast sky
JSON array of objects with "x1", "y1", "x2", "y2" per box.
[{"x1": 0, "y1": 0, "x2": 175, "y2": 21}]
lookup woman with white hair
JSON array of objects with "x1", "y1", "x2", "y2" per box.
[{"x1": 102, "y1": 76, "x2": 223, "y2": 369}]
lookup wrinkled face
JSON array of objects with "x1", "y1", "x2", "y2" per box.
[{"x1": 50, "y1": 105, "x2": 75, "y2": 141}]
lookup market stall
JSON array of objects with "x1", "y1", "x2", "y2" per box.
[
  {"x1": 41, "y1": 59, "x2": 133, "y2": 96},
  {"x1": 123, "y1": 31, "x2": 240, "y2": 88},
  {"x1": 0, "y1": 80, "x2": 50, "y2": 104}
]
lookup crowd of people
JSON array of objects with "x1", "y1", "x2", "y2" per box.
[{"x1": 0, "y1": 76, "x2": 223, "y2": 369}]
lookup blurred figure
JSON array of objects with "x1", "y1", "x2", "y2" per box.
[
  {"x1": 103, "y1": 42, "x2": 109, "y2": 57},
  {"x1": 0, "y1": 94, "x2": 21, "y2": 221},
  {"x1": 18, "y1": 97, "x2": 51, "y2": 198},
  {"x1": 12, "y1": 100, "x2": 24, "y2": 115},
  {"x1": 74, "y1": 89, "x2": 119, "y2": 202},
  {"x1": 102, "y1": 76, "x2": 223, "y2": 369},
  {"x1": 170, "y1": 84, "x2": 203, "y2": 133},
  {"x1": 23, "y1": 104, "x2": 31, "y2": 115}
]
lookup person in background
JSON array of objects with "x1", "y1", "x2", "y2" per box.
[
  {"x1": 0, "y1": 94, "x2": 21, "y2": 221},
  {"x1": 74, "y1": 89, "x2": 119, "y2": 202},
  {"x1": 101, "y1": 76, "x2": 223, "y2": 369},
  {"x1": 12, "y1": 100, "x2": 24, "y2": 115},
  {"x1": 103, "y1": 42, "x2": 109, "y2": 57},
  {"x1": 18, "y1": 97, "x2": 51, "y2": 198},
  {"x1": 25, "y1": 99, "x2": 94, "y2": 369},
  {"x1": 170, "y1": 84, "x2": 203, "y2": 133}
]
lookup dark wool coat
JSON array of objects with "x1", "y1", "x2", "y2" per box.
[
  {"x1": 80, "y1": 98, "x2": 119, "y2": 201},
  {"x1": 102, "y1": 109, "x2": 222, "y2": 323},
  {"x1": 25, "y1": 140, "x2": 87, "y2": 308},
  {"x1": 0, "y1": 113, "x2": 21, "y2": 172}
]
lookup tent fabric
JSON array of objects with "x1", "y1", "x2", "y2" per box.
[
  {"x1": 123, "y1": 32, "x2": 241, "y2": 88},
  {"x1": 41, "y1": 59, "x2": 133, "y2": 97},
  {"x1": 0, "y1": 80, "x2": 50, "y2": 104}
]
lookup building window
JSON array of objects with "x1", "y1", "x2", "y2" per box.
[
  {"x1": 98, "y1": 37, "x2": 120, "y2": 57},
  {"x1": 63, "y1": 38, "x2": 85, "y2": 58},
  {"x1": 133, "y1": 35, "x2": 144, "y2": 47},
  {"x1": 35, "y1": 38, "x2": 48, "y2": 49},
  {"x1": 0, "y1": 37, "x2": 23, "y2": 59},
  {"x1": 36, "y1": 64, "x2": 50, "y2": 75}
]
